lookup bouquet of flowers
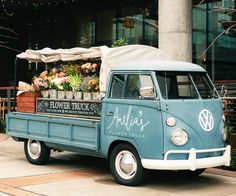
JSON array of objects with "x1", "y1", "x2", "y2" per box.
[
  {"x1": 88, "y1": 76, "x2": 99, "y2": 92},
  {"x1": 50, "y1": 76, "x2": 71, "y2": 91},
  {"x1": 32, "y1": 71, "x2": 49, "y2": 91}
]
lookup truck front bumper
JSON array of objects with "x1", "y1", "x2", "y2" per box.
[{"x1": 141, "y1": 145, "x2": 231, "y2": 171}]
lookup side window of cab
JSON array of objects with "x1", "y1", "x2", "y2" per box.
[
  {"x1": 109, "y1": 74, "x2": 125, "y2": 98},
  {"x1": 109, "y1": 73, "x2": 156, "y2": 99}
]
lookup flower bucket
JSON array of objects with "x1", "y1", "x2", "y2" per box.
[
  {"x1": 65, "y1": 91, "x2": 74, "y2": 100},
  {"x1": 49, "y1": 89, "x2": 57, "y2": 99},
  {"x1": 74, "y1": 91, "x2": 82, "y2": 100},
  {"x1": 58, "y1": 91, "x2": 66, "y2": 99},
  {"x1": 92, "y1": 92, "x2": 100, "y2": 100},
  {"x1": 41, "y1": 90, "x2": 50, "y2": 98},
  {"x1": 83, "y1": 92, "x2": 92, "y2": 100}
]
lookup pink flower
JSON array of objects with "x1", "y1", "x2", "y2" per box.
[{"x1": 33, "y1": 77, "x2": 48, "y2": 91}]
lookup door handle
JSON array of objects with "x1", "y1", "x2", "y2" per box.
[{"x1": 107, "y1": 111, "x2": 114, "y2": 116}]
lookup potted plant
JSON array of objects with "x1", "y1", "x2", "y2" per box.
[
  {"x1": 49, "y1": 77, "x2": 60, "y2": 99},
  {"x1": 47, "y1": 68, "x2": 63, "y2": 99},
  {"x1": 69, "y1": 74, "x2": 82, "y2": 100},
  {"x1": 80, "y1": 76, "x2": 92, "y2": 100},
  {"x1": 88, "y1": 76, "x2": 100, "y2": 100},
  {"x1": 32, "y1": 75, "x2": 49, "y2": 98}
]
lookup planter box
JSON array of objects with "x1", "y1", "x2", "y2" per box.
[{"x1": 17, "y1": 92, "x2": 42, "y2": 113}]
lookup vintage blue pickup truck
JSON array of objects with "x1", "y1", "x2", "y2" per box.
[{"x1": 6, "y1": 46, "x2": 231, "y2": 186}]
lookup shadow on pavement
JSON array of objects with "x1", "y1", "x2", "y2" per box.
[{"x1": 46, "y1": 151, "x2": 225, "y2": 188}]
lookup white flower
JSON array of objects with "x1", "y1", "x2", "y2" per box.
[{"x1": 51, "y1": 77, "x2": 62, "y2": 86}]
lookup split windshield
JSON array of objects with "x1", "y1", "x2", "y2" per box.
[{"x1": 156, "y1": 71, "x2": 218, "y2": 99}]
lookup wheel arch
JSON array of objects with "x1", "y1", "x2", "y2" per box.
[{"x1": 107, "y1": 140, "x2": 139, "y2": 161}]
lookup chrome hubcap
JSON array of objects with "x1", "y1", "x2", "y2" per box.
[
  {"x1": 115, "y1": 150, "x2": 137, "y2": 180},
  {"x1": 27, "y1": 139, "x2": 41, "y2": 160}
]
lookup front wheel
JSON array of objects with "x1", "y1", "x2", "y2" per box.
[
  {"x1": 24, "y1": 139, "x2": 51, "y2": 165},
  {"x1": 109, "y1": 144, "x2": 145, "y2": 186}
]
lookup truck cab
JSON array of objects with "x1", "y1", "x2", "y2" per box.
[{"x1": 102, "y1": 60, "x2": 230, "y2": 185}]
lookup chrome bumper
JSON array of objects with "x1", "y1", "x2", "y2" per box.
[{"x1": 142, "y1": 145, "x2": 231, "y2": 171}]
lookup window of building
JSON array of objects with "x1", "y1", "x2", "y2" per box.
[
  {"x1": 77, "y1": 15, "x2": 95, "y2": 48},
  {"x1": 192, "y1": 0, "x2": 236, "y2": 81},
  {"x1": 112, "y1": 1, "x2": 158, "y2": 47}
]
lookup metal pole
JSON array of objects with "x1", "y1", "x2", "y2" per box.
[{"x1": 13, "y1": 57, "x2": 18, "y2": 111}]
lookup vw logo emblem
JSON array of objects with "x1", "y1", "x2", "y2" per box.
[{"x1": 199, "y1": 109, "x2": 214, "y2": 132}]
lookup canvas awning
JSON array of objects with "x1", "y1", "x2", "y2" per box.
[
  {"x1": 16, "y1": 46, "x2": 102, "y2": 63},
  {"x1": 16, "y1": 45, "x2": 169, "y2": 95}
]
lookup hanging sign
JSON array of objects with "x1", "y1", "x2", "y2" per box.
[{"x1": 36, "y1": 98, "x2": 101, "y2": 118}]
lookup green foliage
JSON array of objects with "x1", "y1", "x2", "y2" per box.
[
  {"x1": 62, "y1": 82, "x2": 72, "y2": 91},
  {"x1": 0, "y1": 118, "x2": 6, "y2": 133},
  {"x1": 80, "y1": 76, "x2": 91, "y2": 92},
  {"x1": 224, "y1": 121, "x2": 236, "y2": 170},
  {"x1": 225, "y1": 121, "x2": 233, "y2": 146},
  {"x1": 229, "y1": 147, "x2": 236, "y2": 170},
  {"x1": 69, "y1": 74, "x2": 82, "y2": 92},
  {"x1": 112, "y1": 38, "x2": 128, "y2": 47},
  {"x1": 63, "y1": 64, "x2": 80, "y2": 76}
]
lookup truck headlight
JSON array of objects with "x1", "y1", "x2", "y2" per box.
[
  {"x1": 171, "y1": 128, "x2": 188, "y2": 146},
  {"x1": 166, "y1": 117, "x2": 176, "y2": 127}
]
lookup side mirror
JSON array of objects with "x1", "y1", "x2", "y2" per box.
[{"x1": 139, "y1": 86, "x2": 155, "y2": 98}]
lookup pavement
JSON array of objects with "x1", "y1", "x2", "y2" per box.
[{"x1": 1, "y1": 133, "x2": 236, "y2": 196}]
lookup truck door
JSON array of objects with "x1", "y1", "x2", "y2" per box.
[
  {"x1": 156, "y1": 71, "x2": 225, "y2": 152},
  {"x1": 102, "y1": 72, "x2": 164, "y2": 159}
]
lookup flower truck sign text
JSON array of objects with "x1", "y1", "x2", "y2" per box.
[{"x1": 36, "y1": 98, "x2": 101, "y2": 117}]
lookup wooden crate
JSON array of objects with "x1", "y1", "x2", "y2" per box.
[{"x1": 17, "y1": 92, "x2": 42, "y2": 113}]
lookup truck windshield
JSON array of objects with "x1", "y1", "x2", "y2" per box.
[{"x1": 156, "y1": 71, "x2": 218, "y2": 99}]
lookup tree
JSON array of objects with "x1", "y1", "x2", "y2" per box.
[{"x1": 0, "y1": 14, "x2": 20, "y2": 52}]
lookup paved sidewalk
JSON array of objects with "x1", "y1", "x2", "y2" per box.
[
  {"x1": 206, "y1": 168, "x2": 236, "y2": 178},
  {"x1": 0, "y1": 133, "x2": 8, "y2": 140},
  {"x1": 1, "y1": 133, "x2": 236, "y2": 196}
]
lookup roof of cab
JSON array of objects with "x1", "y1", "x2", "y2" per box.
[{"x1": 111, "y1": 60, "x2": 206, "y2": 72}]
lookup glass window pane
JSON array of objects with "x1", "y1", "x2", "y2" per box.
[
  {"x1": 156, "y1": 72, "x2": 198, "y2": 99},
  {"x1": 124, "y1": 74, "x2": 140, "y2": 98},
  {"x1": 191, "y1": 72, "x2": 218, "y2": 99},
  {"x1": 110, "y1": 74, "x2": 125, "y2": 98}
]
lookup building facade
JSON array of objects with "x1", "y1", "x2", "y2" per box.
[{"x1": 0, "y1": 0, "x2": 235, "y2": 85}]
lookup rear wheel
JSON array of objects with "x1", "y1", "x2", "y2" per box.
[
  {"x1": 109, "y1": 143, "x2": 145, "y2": 186},
  {"x1": 24, "y1": 139, "x2": 50, "y2": 165}
]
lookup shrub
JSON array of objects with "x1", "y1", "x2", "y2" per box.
[
  {"x1": 224, "y1": 121, "x2": 236, "y2": 170},
  {"x1": 229, "y1": 147, "x2": 236, "y2": 171},
  {"x1": 112, "y1": 38, "x2": 128, "y2": 47}
]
